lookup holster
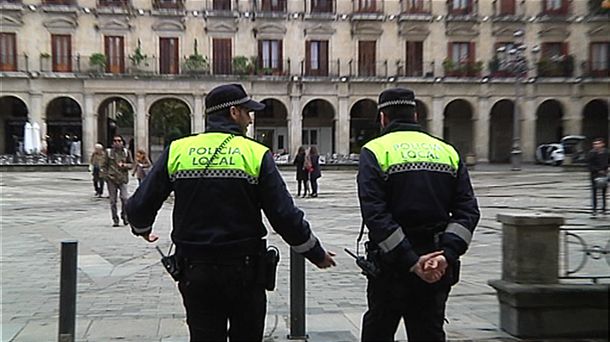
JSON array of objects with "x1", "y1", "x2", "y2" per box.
[
  {"x1": 160, "y1": 254, "x2": 183, "y2": 282},
  {"x1": 257, "y1": 246, "x2": 280, "y2": 291}
]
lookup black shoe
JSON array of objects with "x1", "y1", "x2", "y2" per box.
[
  {"x1": 112, "y1": 222, "x2": 120, "y2": 227},
  {"x1": 122, "y1": 218, "x2": 128, "y2": 226},
  {"x1": 311, "y1": 193, "x2": 318, "y2": 198}
]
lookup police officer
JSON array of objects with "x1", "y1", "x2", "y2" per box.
[
  {"x1": 357, "y1": 88, "x2": 480, "y2": 341},
  {"x1": 126, "y1": 84, "x2": 336, "y2": 341}
]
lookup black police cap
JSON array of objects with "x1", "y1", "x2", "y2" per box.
[
  {"x1": 377, "y1": 88, "x2": 416, "y2": 111},
  {"x1": 205, "y1": 84, "x2": 265, "y2": 115}
]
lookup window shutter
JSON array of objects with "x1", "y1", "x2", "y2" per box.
[
  {"x1": 448, "y1": 42, "x2": 453, "y2": 61},
  {"x1": 320, "y1": 40, "x2": 328, "y2": 76},
  {"x1": 258, "y1": 40, "x2": 263, "y2": 69},
  {"x1": 278, "y1": 40, "x2": 283, "y2": 72},
  {"x1": 469, "y1": 42, "x2": 476, "y2": 62}
]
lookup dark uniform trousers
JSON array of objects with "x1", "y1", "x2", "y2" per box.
[
  {"x1": 178, "y1": 256, "x2": 266, "y2": 341},
  {"x1": 362, "y1": 237, "x2": 452, "y2": 342}
]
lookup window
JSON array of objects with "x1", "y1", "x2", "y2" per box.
[
  {"x1": 213, "y1": 38, "x2": 232, "y2": 74},
  {"x1": 541, "y1": 42, "x2": 566, "y2": 59},
  {"x1": 98, "y1": 0, "x2": 128, "y2": 6},
  {"x1": 450, "y1": 0, "x2": 472, "y2": 14},
  {"x1": 404, "y1": 0, "x2": 428, "y2": 14},
  {"x1": 311, "y1": 0, "x2": 333, "y2": 13},
  {"x1": 498, "y1": 0, "x2": 515, "y2": 15},
  {"x1": 104, "y1": 36, "x2": 124, "y2": 74},
  {"x1": 213, "y1": 0, "x2": 231, "y2": 10},
  {"x1": 258, "y1": 40, "x2": 282, "y2": 72},
  {"x1": 0, "y1": 33, "x2": 17, "y2": 72},
  {"x1": 261, "y1": 0, "x2": 286, "y2": 12},
  {"x1": 545, "y1": 0, "x2": 562, "y2": 10},
  {"x1": 302, "y1": 129, "x2": 318, "y2": 146},
  {"x1": 590, "y1": 42, "x2": 610, "y2": 76},
  {"x1": 450, "y1": 42, "x2": 473, "y2": 64},
  {"x1": 356, "y1": 0, "x2": 376, "y2": 12},
  {"x1": 154, "y1": 0, "x2": 183, "y2": 9},
  {"x1": 51, "y1": 34, "x2": 71, "y2": 72},
  {"x1": 305, "y1": 40, "x2": 328, "y2": 76},
  {"x1": 543, "y1": 0, "x2": 567, "y2": 14},
  {"x1": 358, "y1": 41, "x2": 376, "y2": 77},
  {"x1": 159, "y1": 37, "x2": 179, "y2": 75},
  {"x1": 43, "y1": 0, "x2": 75, "y2": 4},
  {"x1": 405, "y1": 41, "x2": 423, "y2": 76}
]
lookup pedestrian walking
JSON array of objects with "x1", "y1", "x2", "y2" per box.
[
  {"x1": 126, "y1": 83, "x2": 336, "y2": 341},
  {"x1": 587, "y1": 137, "x2": 609, "y2": 216},
  {"x1": 70, "y1": 136, "x2": 81, "y2": 164},
  {"x1": 356, "y1": 88, "x2": 480, "y2": 341},
  {"x1": 294, "y1": 146, "x2": 309, "y2": 197},
  {"x1": 132, "y1": 149, "x2": 152, "y2": 185},
  {"x1": 103, "y1": 135, "x2": 132, "y2": 227},
  {"x1": 89, "y1": 143, "x2": 106, "y2": 197},
  {"x1": 308, "y1": 146, "x2": 321, "y2": 197}
]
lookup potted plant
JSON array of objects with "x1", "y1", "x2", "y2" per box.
[
  {"x1": 89, "y1": 53, "x2": 107, "y2": 73},
  {"x1": 182, "y1": 39, "x2": 209, "y2": 75},
  {"x1": 129, "y1": 39, "x2": 149, "y2": 73},
  {"x1": 442, "y1": 58, "x2": 455, "y2": 76},
  {"x1": 232, "y1": 56, "x2": 253, "y2": 75}
]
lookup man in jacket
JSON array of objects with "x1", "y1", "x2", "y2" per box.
[
  {"x1": 104, "y1": 135, "x2": 132, "y2": 227},
  {"x1": 587, "y1": 137, "x2": 609, "y2": 215},
  {"x1": 126, "y1": 84, "x2": 336, "y2": 341},
  {"x1": 357, "y1": 88, "x2": 480, "y2": 341}
]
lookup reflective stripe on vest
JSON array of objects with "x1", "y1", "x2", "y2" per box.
[
  {"x1": 167, "y1": 133, "x2": 268, "y2": 184},
  {"x1": 363, "y1": 131, "x2": 460, "y2": 176}
]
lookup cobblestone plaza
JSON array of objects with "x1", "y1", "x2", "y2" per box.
[{"x1": 1, "y1": 166, "x2": 609, "y2": 341}]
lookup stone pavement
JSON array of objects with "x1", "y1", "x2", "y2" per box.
[{"x1": 1, "y1": 166, "x2": 609, "y2": 342}]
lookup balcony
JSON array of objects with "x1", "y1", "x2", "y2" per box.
[
  {"x1": 446, "y1": 1, "x2": 479, "y2": 21},
  {"x1": 0, "y1": 54, "x2": 29, "y2": 73},
  {"x1": 491, "y1": 0, "x2": 526, "y2": 22},
  {"x1": 352, "y1": 0, "x2": 384, "y2": 20},
  {"x1": 582, "y1": 60, "x2": 610, "y2": 78},
  {"x1": 98, "y1": 0, "x2": 130, "y2": 7},
  {"x1": 395, "y1": 60, "x2": 435, "y2": 77},
  {"x1": 153, "y1": 0, "x2": 184, "y2": 10},
  {"x1": 204, "y1": 0, "x2": 239, "y2": 18},
  {"x1": 305, "y1": 0, "x2": 336, "y2": 20},
  {"x1": 536, "y1": 55, "x2": 574, "y2": 77},
  {"x1": 40, "y1": 0, "x2": 79, "y2": 13},
  {"x1": 442, "y1": 60, "x2": 483, "y2": 77},
  {"x1": 538, "y1": 1, "x2": 571, "y2": 21}
]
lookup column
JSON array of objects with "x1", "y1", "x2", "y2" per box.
[
  {"x1": 193, "y1": 95, "x2": 204, "y2": 133},
  {"x1": 430, "y1": 96, "x2": 444, "y2": 138},
  {"x1": 521, "y1": 96, "x2": 537, "y2": 162},
  {"x1": 475, "y1": 95, "x2": 491, "y2": 163},
  {"x1": 30, "y1": 92, "x2": 44, "y2": 145},
  {"x1": 336, "y1": 95, "x2": 349, "y2": 156},
  {"x1": 82, "y1": 94, "x2": 96, "y2": 160},
  {"x1": 289, "y1": 95, "x2": 302, "y2": 157},
  {"x1": 135, "y1": 94, "x2": 147, "y2": 154},
  {"x1": 564, "y1": 95, "x2": 582, "y2": 136}
]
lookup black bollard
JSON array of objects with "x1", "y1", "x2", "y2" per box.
[
  {"x1": 58, "y1": 240, "x2": 77, "y2": 342},
  {"x1": 288, "y1": 248, "x2": 307, "y2": 339}
]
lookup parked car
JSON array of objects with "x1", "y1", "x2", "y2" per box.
[
  {"x1": 535, "y1": 143, "x2": 564, "y2": 166},
  {"x1": 535, "y1": 135, "x2": 587, "y2": 166}
]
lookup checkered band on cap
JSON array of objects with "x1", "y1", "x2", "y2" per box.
[
  {"x1": 387, "y1": 162, "x2": 457, "y2": 177},
  {"x1": 205, "y1": 96, "x2": 252, "y2": 114},
  {"x1": 170, "y1": 169, "x2": 258, "y2": 184},
  {"x1": 377, "y1": 99, "x2": 416, "y2": 110}
]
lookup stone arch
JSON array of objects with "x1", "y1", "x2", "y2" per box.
[
  {"x1": 535, "y1": 99, "x2": 564, "y2": 146},
  {"x1": 148, "y1": 97, "x2": 192, "y2": 161},
  {"x1": 45, "y1": 96, "x2": 83, "y2": 156},
  {"x1": 582, "y1": 99, "x2": 609, "y2": 149},
  {"x1": 349, "y1": 98, "x2": 378, "y2": 153},
  {"x1": 489, "y1": 99, "x2": 515, "y2": 163},
  {"x1": 97, "y1": 96, "x2": 135, "y2": 149},
  {"x1": 0, "y1": 95, "x2": 29, "y2": 154},
  {"x1": 255, "y1": 98, "x2": 289, "y2": 152},
  {"x1": 302, "y1": 98, "x2": 335, "y2": 155},
  {"x1": 443, "y1": 99, "x2": 474, "y2": 157}
]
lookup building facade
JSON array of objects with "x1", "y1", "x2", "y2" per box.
[{"x1": 1, "y1": 0, "x2": 608, "y2": 163}]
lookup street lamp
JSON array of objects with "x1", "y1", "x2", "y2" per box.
[{"x1": 496, "y1": 29, "x2": 540, "y2": 171}]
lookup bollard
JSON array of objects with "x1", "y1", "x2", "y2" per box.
[
  {"x1": 288, "y1": 248, "x2": 307, "y2": 339},
  {"x1": 58, "y1": 240, "x2": 77, "y2": 342}
]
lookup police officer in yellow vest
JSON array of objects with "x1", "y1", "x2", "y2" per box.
[
  {"x1": 357, "y1": 88, "x2": 480, "y2": 341},
  {"x1": 126, "y1": 84, "x2": 336, "y2": 341}
]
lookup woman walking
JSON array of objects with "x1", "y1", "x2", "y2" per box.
[
  {"x1": 132, "y1": 149, "x2": 152, "y2": 185},
  {"x1": 294, "y1": 146, "x2": 309, "y2": 197},
  {"x1": 89, "y1": 143, "x2": 106, "y2": 197},
  {"x1": 308, "y1": 146, "x2": 321, "y2": 198}
]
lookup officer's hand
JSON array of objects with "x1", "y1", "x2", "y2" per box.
[
  {"x1": 411, "y1": 251, "x2": 445, "y2": 283},
  {"x1": 142, "y1": 232, "x2": 159, "y2": 243},
  {"x1": 315, "y1": 250, "x2": 337, "y2": 269}
]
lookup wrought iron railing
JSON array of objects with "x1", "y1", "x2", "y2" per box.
[{"x1": 559, "y1": 227, "x2": 610, "y2": 284}]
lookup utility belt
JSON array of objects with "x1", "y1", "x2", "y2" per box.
[{"x1": 157, "y1": 240, "x2": 280, "y2": 291}]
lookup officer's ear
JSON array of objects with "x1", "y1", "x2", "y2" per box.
[
  {"x1": 379, "y1": 112, "x2": 389, "y2": 128},
  {"x1": 414, "y1": 111, "x2": 419, "y2": 123},
  {"x1": 229, "y1": 106, "x2": 240, "y2": 122}
]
